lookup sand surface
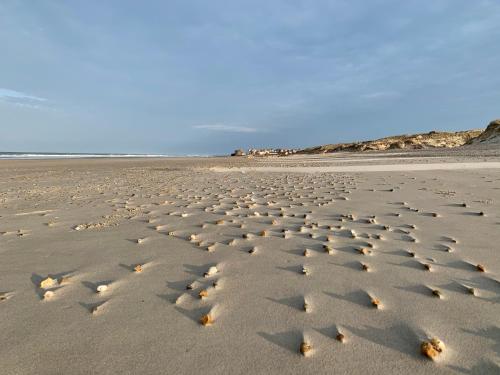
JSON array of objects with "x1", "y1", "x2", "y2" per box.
[{"x1": 0, "y1": 152, "x2": 499, "y2": 374}]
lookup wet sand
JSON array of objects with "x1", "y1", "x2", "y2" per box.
[{"x1": 0, "y1": 151, "x2": 499, "y2": 374}]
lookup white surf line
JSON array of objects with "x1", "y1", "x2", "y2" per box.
[{"x1": 212, "y1": 162, "x2": 500, "y2": 173}]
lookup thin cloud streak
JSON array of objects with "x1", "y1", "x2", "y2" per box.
[
  {"x1": 193, "y1": 124, "x2": 261, "y2": 133},
  {"x1": 0, "y1": 88, "x2": 46, "y2": 102},
  {"x1": 0, "y1": 88, "x2": 51, "y2": 110}
]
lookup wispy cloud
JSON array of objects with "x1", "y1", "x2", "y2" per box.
[
  {"x1": 0, "y1": 88, "x2": 46, "y2": 102},
  {"x1": 193, "y1": 124, "x2": 260, "y2": 133},
  {"x1": 0, "y1": 88, "x2": 48, "y2": 110},
  {"x1": 361, "y1": 91, "x2": 401, "y2": 100}
]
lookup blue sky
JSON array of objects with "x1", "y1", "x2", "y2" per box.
[{"x1": 1, "y1": 0, "x2": 499, "y2": 155}]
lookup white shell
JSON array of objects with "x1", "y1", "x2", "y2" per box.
[
  {"x1": 204, "y1": 266, "x2": 218, "y2": 277},
  {"x1": 96, "y1": 285, "x2": 108, "y2": 293},
  {"x1": 43, "y1": 290, "x2": 55, "y2": 299}
]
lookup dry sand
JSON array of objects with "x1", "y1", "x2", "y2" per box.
[{"x1": 0, "y1": 152, "x2": 499, "y2": 374}]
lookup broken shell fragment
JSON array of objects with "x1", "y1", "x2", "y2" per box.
[
  {"x1": 40, "y1": 277, "x2": 56, "y2": 289},
  {"x1": 302, "y1": 266, "x2": 309, "y2": 275},
  {"x1": 200, "y1": 314, "x2": 213, "y2": 326},
  {"x1": 361, "y1": 263, "x2": 369, "y2": 272},
  {"x1": 358, "y1": 247, "x2": 371, "y2": 255},
  {"x1": 303, "y1": 249, "x2": 311, "y2": 257},
  {"x1": 204, "y1": 266, "x2": 218, "y2": 277},
  {"x1": 0, "y1": 292, "x2": 14, "y2": 302},
  {"x1": 323, "y1": 245, "x2": 334, "y2": 254},
  {"x1": 43, "y1": 290, "x2": 55, "y2": 300},
  {"x1": 476, "y1": 264, "x2": 485, "y2": 272},
  {"x1": 336, "y1": 333, "x2": 345, "y2": 343},
  {"x1": 199, "y1": 289, "x2": 208, "y2": 299},
  {"x1": 371, "y1": 298, "x2": 381, "y2": 308},
  {"x1": 432, "y1": 289, "x2": 442, "y2": 298},
  {"x1": 300, "y1": 342, "x2": 312, "y2": 356},
  {"x1": 421, "y1": 338, "x2": 445, "y2": 360},
  {"x1": 133, "y1": 264, "x2": 143, "y2": 273}
]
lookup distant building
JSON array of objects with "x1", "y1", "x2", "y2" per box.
[{"x1": 231, "y1": 149, "x2": 246, "y2": 156}]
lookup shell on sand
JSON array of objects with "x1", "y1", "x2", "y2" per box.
[
  {"x1": 336, "y1": 333, "x2": 346, "y2": 343},
  {"x1": 361, "y1": 263, "x2": 369, "y2": 272},
  {"x1": 358, "y1": 247, "x2": 371, "y2": 255},
  {"x1": 43, "y1": 290, "x2": 55, "y2": 300},
  {"x1": 323, "y1": 245, "x2": 334, "y2": 254},
  {"x1": 421, "y1": 338, "x2": 445, "y2": 360},
  {"x1": 0, "y1": 292, "x2": 14, "y2": 301},
  {"x1": 432, "y1": 289, "x2": 442, "y2": 298},
  {"x1": 199, "y1": 289, "x2": 208, "y2": 299},
  {"x1": 300, "y1": 342, "x2": 312, "y2": 356},
  {"x1": 302, "y1": 266, "x2": 309, "y2": 275},
  {"x1": 137, "y1": 238, "x2": 146, "y2": 244},
  {"x1": 40, "y1": 277, "x2": 56, "y2": 289},
  {"x1": 133, "y1": 264, "x2": 143, "y2": 273},
  {"x1": 200, "y1": 314, "x2": 213, "y2": 326},
  {"x1": 371, "y1": 298, "x2": 381, "y2": 308},
  {"x1": 476, "y1": 264, "x2": 485, "y2": 272},
  {"x1": 204, "y1": 266, "x2": 218, "y2": 277},
  {"x1": 96, "y1": 284, "x2": 108, "y2": 293},
  {"x1": 303, "y1": 249, "x2": 311, "y2": 257}
]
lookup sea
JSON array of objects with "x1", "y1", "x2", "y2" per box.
[{"x1": 0, "y1": 152, "x2": 173, "y2": 160}]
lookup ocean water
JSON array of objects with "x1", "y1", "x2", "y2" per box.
[{"x1": 0, "y1": 152, "x2": 172, "y2": 160}]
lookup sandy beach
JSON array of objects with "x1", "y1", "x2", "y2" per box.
[{"x1": 1, "y1": 150, "x2": 499, "y2": 374}]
